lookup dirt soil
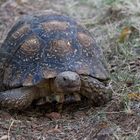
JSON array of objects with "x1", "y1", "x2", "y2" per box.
[{"x1": 0, "y1": 0, "x2": 140, "y2": 139}]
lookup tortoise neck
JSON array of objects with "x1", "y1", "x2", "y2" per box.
[{"x1": 49, "y1": 78, "x2": 55, "y2": 93}]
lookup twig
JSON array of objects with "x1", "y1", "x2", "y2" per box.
[
  {"x1": 97, "y1": 111, "x2": 126, "y2": 114},
  {"x1": 7, "y1": 119, "x2": 15, "y2": 140}
]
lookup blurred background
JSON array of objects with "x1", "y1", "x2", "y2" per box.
[{"x1": 0, "y1": 0, "x2": 140, "y2": 139}]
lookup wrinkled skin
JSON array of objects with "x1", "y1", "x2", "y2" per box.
[{"x1": 0, "y1": 71, "x2": 111, "y2": 110}]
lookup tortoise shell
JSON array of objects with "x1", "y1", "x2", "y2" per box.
[{"x1": 1, "y1": 12, "x2": 109, "y2": 88}]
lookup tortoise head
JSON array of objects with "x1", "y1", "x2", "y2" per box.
[{"x1": 54, "y1": 71, "x2": 81, "y2": 93}]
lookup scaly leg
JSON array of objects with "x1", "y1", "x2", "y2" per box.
[
  {"x1": 0, "y1": 87, "x2": 37, "y2": 110},
  {"x1": 80, "y1": 75, "x2": 112, "y2": 106}
]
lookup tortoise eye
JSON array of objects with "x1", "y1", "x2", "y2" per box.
[{"x1": 63, "y1": 77, "x2": 67, "y2": 81}]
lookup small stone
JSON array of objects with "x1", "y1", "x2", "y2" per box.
[{"x1": 46, "y1": 112, "x2": 61, "y2": 120}]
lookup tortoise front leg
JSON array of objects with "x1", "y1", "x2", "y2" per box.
[
  {"x1": 0, "y1": 87, "x2": 37, "y2": 110},
  {"x1": 80, "y1": 75, "x2": 112, "y2": 106}
]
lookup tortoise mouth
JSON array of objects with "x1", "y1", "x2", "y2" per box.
[
  {"x1": 66, "y1": 83, "x2": 81, "y2": 88},
  {"x1": 62, "y1": 85, "x2": 81, "y2": 93}
]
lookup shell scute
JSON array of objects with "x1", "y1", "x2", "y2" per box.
[
  {"x1": 12, "y1": 25, "x2": 30, "y2": 40},
  {"x1": 41, "y1": 21, "x2": 69, "y2": 32},
  {"x1": 20, "y1": 35, "x2": 40, "y2": 56}
]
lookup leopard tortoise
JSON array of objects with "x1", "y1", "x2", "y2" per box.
[{"x1": 0, "y1": 12, "x2": 111, "y2": 110}]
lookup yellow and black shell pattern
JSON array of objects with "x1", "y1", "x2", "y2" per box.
[{"x1": 1, "y1": 13, "x2": 109, "y2": 88}]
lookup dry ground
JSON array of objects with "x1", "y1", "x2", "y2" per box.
[{"x1": 0, "y1": 0, "x2": 140, "y2": 139}]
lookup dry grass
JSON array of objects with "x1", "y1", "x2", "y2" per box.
[{"x1": 0, "y1": 0, "x2": 140, "y2": 139}]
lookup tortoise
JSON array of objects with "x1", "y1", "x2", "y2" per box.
[{"x1": 0, "y1": 12, "x2": 111, "y2": 110}]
